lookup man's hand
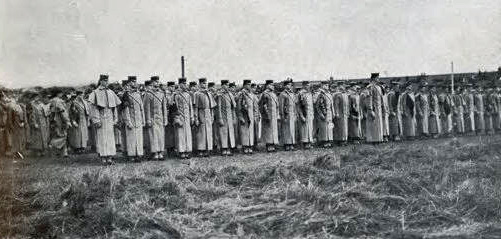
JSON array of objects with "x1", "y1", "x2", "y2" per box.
[
  {"x1": 218, "y1": 120, "x2": 224, "y2": 127},
  {"x1": 239, "y1": 117, "x2": 246, "y2": 124},
  {"x1": 72, "y1": 121, "x2": 78, "y2": 127},
  {"x1": 34, "y1": 124, "x2": 40, "y2": 129},
  {"x1": 126, "y1": 122, "x2": 133, "y2": 129},
  {"x1": 95, "y1": 121, "x2": 102, "y2": 128},
  {"x1": 145, "y1": 121, "x2": 152, "y2": 128}
]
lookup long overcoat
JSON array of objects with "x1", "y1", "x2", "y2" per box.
[
  {"x1": 172, "y1": 91, "x2": 193, "y2": 153},
  {"x1": 462, "y1": 93, "x2": 475, "y2": 132},
  {"x1": 363, "y1": 83, "x2": 384, "y2": 142},
  {"x1": 143, "y1": 89, "x2": 167, "y2": 153},
  {"x1": 68, "y1": 97, "x2": 89, "y2": 149},
  {"x1": 386, "y1": 91, "x2": 401, "y2": 137},
  {"x1": 297, "y1": 89, "x2": 314, "y2": 143},
  {"x1": 237, "y1": 89, "x2": 255, "y2": 146},
  {"x1": 485, "y1": 93, "x2": 496, "y2": 132},
  {"x1": 416, "y1": 93, "x2": 430, "y2": 135},
  {"x1": 194, "y1": 89, "x2": 216, "y2": 151},
  {"x1": 398, "y1": 92, "x2": 416, "y2": 137},
  {"x1": 164, "y1": 90, "x2": 175, "y2": 149},
  {"x1": 333, "y1": 92, "x2": 349, "y2": 141},
  {"x1": 438, "y1": 93, "x2": 454, "y2": 134},
  {"x1": 88, "y1": 87, "x2": 121, "y2": 157},
  {"x1": 122, "y1": 91, "x2": 145, "y2": 156},
  {"x1": 215, "y1": 89, "x2": 236, "y2": 149},
  {"x1": 315, "y1": 89, "x2": 334, "y2": 142},
  {"x1": 28, "y1": 102, "x2": 49, "y2": 151},
  {"x1": 452, "y1": 94, "x2": 465, "y2": 133},
  {"x1": 48, "y1": 97, "x2": 70, "y2": 151},
  {"x1": 428, "y1": 93, "x2": 442, "y2": 135},
  {"x1": 348, "y1": 92, "x2": 362, "y2": 139},
  {"x1": 474, "y1": 93, "x2": 485, "y2": 131},
  {"x1": 279, "y1": 90, "x2": 297, "y2": 145},
  {"x1": 259, "y1": 90, "x2": 279, "y2": 145}
]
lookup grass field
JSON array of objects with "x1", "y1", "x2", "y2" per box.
[{"x1": 1, "y1": 135, "x2": 501, "y2": 238}]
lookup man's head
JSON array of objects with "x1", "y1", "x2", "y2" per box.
[
  {"x1": 128, "y1": 76, "x2": 138, "y2": 89},
  {"x1": 98, "y1": 74, "x2": 109, "y2": 87},
  {"x1": 150, "y1": 76, "x2": 160, "y2": 89},
  {"x1": 370, "y1": 72, "x2": 380, "y2": 83},
  {"x1": 221, "y1": 80, "x2": 229, "y2": 90},
  {"x1": 208, "y1": 82, "x2": 215, "y2": 90},
  {"x1": 283, "y1": 78, "x2": 293, "y2": 91},
  {"x1": 167, "y1": 82, "x2": 175, "y2": 90},
  {"x1": 265, "y1": 80, "x2": 274, "y2": 91},
  {"x1": 302, "y1": 81, "x2": 310, "y2": 91},
  {"x1": 243, "y1": 79, "x2": 252, "y2": 91},
  {"x1": 199, "y1": 78, "x2": 207, "y2": 89},
  {"x1": 178, "y1": 77, "x2": 187, "y2": 90}
]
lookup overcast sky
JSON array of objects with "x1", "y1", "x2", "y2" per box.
[{"x1": 0, "y1": 0, "x2": 500, "y2": 88}]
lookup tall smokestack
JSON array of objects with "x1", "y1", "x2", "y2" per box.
[{"x1": 181, "y1": 56, "x2": 185, "y2": 78}]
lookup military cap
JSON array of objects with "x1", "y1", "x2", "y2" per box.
[
  {"x1": 243, "y1": 79, "x2": 252, "y2": 85},
  {"x1": 128, "y1": 76, "x2": 137, "y2": 82},
  {"x1": 221, "y1": 80, "x2": 229, "y2": 85},
  {"x1": 208, "y1": 82, "x2": 215, "y2": 87},
  {"x1": 265, "y1": 80, "x2": 274, "y2": 85},
  {"x1": 302, "y1": 81, "x2": 310, "y2": 85},
  {"x1": 229, "y1": 82, "x2": 236, "y2": 87},
  {"x1": 251, "y1": 83, "x2": 257, "y2": 87},
  {"x1": 283, "y1": 78, "x2": 293, "y2": 85},
  {"x1": 151, "y1": 76, "x2": 160, "y2": 81},
  {"x1": 145, "y1": 80, "x2": 152, "y2": 86},
  {"x1": 167, "y1": 81, "x2": 175, "y2": 86},
  {"x1": 99, "y1": 74, "x2": 109, "y2": 81},
  {"x1": 178, "y1": 77, "x2": 187, "y2": 84},
  {"x1": 121, "y1": 80, "x2": 129, "y2": 86},
  {"x1": 370, "y1": 73, "x2": 379, "y2": 79},
  {"x1": 189, "y1": 82, "x2": 197, "y2": 86},
  {"x1": 199, "y1": 78, "x2": 207, "y2": 83}
]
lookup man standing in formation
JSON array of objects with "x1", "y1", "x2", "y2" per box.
[
  {"x1": 172, "y1": 78, "x2": 193, "y2": 159},
  {"x1": 278, "y1": 79, "x2": 296, "y2": 151},
  {"x1": 193, "y1": 78, "x2": 217, "y2": 157},
  {"x1": 363, "y1": 73, "x2": 385, "y2": 144},
  {"x1": 68, "y1": 89, "x2": 89, "y2": 153},
  {"x1": 416, "y1": 85, "x2": 430, "y2": 138},
  {"x1": 428, "y1": 85, "x2": 442, "y2": 138},
  {"x1": 121, "y1": 76, "x2": 145, "y2": 162},
  {"x1": 143, "y1": 76, "x2": 168, "y2": 160},
  {"x1": 315, "y1": 82, "x2": 334, "y2": 147},
  {"x1": 88, "y1": 74, "x2": 122, "y2": 164},
  {"x1": 333, "y1": 85, "x2": 349, "y2": 145},
  {"x1": 297, "y1": 81, "x2": 314, "y2": 148},
  {"x1": 237, "y1": 79, "x2": 256, "y2": 154},
  {"x1": 215, "y1": 80, "x2": 236, "y2": 155},
  {"x1": 260, "y1": 80, "x2": 279, "y2": 152}
]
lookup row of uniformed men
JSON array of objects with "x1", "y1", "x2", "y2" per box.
[{"x1": 2, "y1": 73, "x2": 501, "y2": 163}]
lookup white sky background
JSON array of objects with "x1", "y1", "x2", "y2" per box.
[{"x1": 0, "y1": 0, "x2": 500, "y2": 88}]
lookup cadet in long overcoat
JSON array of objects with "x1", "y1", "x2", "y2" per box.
[
  {"x1": 237, "y1": 80, "x2": 255, "y2": 153},
  {"x1": 428, "y1": 86, "x2": 442, "y2": 137},
  {"x1": 363, "y1": 74, "x2": 385, "y2": 143},
  {"x1": 348, "y1": 86, "x2": 363, "y2": 141},
  {"x1": 438, "y1": 87, "x2": 454, "y2": 135},
  {"x1": 485, "y1": 89, "x2": 497, "y2": 134},
  {"x1": 259, "y1": 80, "x2": 279, "y2": 151},
  {"x1": 251, "y1": 84, "x2": 262, "y2": 146},
  {"x1": 48, "y1": 93, "x2": 70, "y2": 157},
  {"x1": 462, "y1": 88, "x2": 476, "y2": 133},
  {"x1": 297, "y1": 81, "x2": 314, "y2": 148},
  {"x1": 28, "y1": 94, "x2": 49, "y2": 155},
  {"x1": 398, "y1": 86, "x2": 416, "y2": 139},
  {"x1": 163, "y1": 82, "x2": 176, "y2": 153},
  {"x1": 193, "y1": 78, "x2": 217, "y2": 156},
  {"x1": 452, "y1": 90, "x2": 465, "y2": 134},
  {"x1": 332, "y1": 87, "x2": 349, "y2": 144},
  {"x1": 494, "y1": 88, "x2": 501, "y2": 131},
  {"x1": 68, "y1": 91, "x2": 89, "y2": 152},
  {"x1": 382, "y1": 86, "x2": 390, "y2": 140},
  {"x1": 143, "y1": 77, "x2": 168, "y2": 159},
  {"x1": 416, "y1": 87, "x2": 430, "y2": 137},
  {"x1": 315, "y1": 82, "x2": 334, "y2": 147},
  {"x1": 88, "y1": 75, "x2": 121, "y2": 164},
  {"x1": 386, "y1": 86, "x2": 401, "y2": 140},
  {"x1": 215, "y1": 80, "x2": 236, "y2": 155},
  {"x1": 0, "y1": 92, "x2": 9, "y2": 156},
  {"x1": 122, "y1": 77, "x2": 145, "y2": 160},
  {"x1": 278, "y1": 79, "x2": 297, "y2": 150},
  {"x1": 172, "y1": 78, "x2": 194, "y2": 158},
  {"x1": 473, "y1": 88, "x2": 485, "y2": 134}
]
